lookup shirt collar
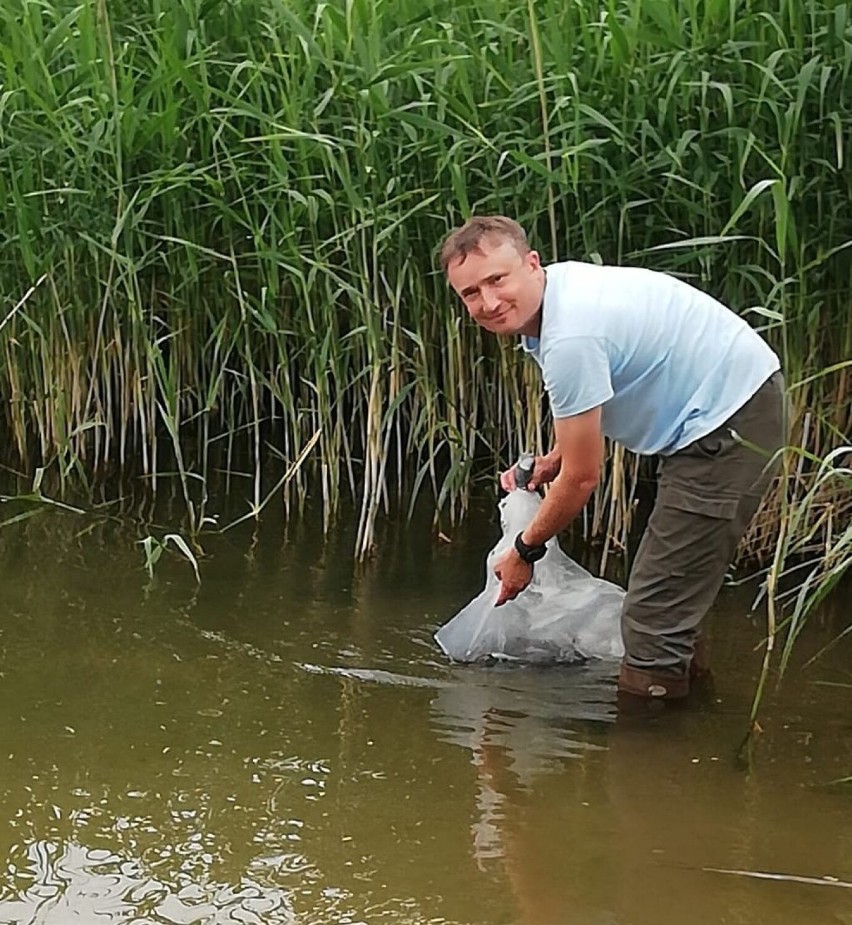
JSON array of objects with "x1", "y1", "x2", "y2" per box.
[{"x1": 521, "y1": 267, "x2": 547, "y2": 352}]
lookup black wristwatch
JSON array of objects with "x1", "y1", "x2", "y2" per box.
[{"x1": 514, "y1": 532, "x2": 547, "y2": 564}]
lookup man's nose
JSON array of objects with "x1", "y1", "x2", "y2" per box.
[{"x1": 482, "y1": 288, "x2": 501, "y2": 312}]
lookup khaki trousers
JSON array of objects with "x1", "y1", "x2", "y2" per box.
[{"x1": 622, "y1": 371, "x2": 786, "y2": 675}]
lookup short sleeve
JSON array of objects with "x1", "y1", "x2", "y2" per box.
[{"x1": 542, "y1": 336, "x2": 614, "y2": 418}]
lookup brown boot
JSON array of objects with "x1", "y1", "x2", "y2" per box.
[
  {"x1": 615, "y1": 689, "x2": 670, "y2": 716},
  {"x1": 690, "y1": 635, "x2": 711, "y2": 680},
  {"x1": 617, "y1": 663, "x2": 690, "y2": 700}
]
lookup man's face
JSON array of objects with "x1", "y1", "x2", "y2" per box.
[{"x1": 446, "y1": 236, "x2": 544, "y2": 337}]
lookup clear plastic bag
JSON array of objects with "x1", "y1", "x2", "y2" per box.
[{"x1": 435, "y1": 489, "x2": 625, "y2": 664}]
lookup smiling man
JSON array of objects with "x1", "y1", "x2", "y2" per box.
[{"x1": 441, "y1": 215, "x2": 785, "y2": 702}]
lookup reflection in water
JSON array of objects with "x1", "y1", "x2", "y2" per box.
[
  {"x1": 430, "y1": 662, "x2": 616, "y2": 783},
  {"x1": 302, "y1": 659, "x2": 619, "y2": 876},
  {"x1": 0, "y1": 841, "x2": 294, "y2": 924},
  {"x1": 430, "y1": 663, "x2": 619, "y2": 923},
  {"x1": 430, "y1": 663, "x2": 615, "y2": 870}
]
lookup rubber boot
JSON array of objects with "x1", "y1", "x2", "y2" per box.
[
  {"x1": 690, "y1": 634, "x2": 711, "y2": 680},
  {"x1": 687, "y1": 634, "x2": 717, "y2": 704},
  {"x1": 617, "y1": 663, "x2": 690, "y2": 700}
]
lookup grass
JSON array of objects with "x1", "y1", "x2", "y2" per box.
[
  {"x1": 749, "y1": 442, "x2": 851, "y2": 722},
  {"x1": 0, "y1": 0, "x2": 849, "y2": 593}
]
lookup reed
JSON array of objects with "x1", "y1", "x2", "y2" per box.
[{"x1": 0, "y1": 0, "x2": 849, "y2": 576}]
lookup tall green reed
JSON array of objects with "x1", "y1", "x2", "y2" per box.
[{"x1": 0, "y1": 0, "x2": 849, "y2": 568}]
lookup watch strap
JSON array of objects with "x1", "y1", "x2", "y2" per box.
[{"x1": 514, "y1": 531, "x2": 547, "y2": 564}]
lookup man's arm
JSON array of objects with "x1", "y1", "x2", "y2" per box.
[
  {"x1": 493, "y1": 406, "x2": 603, "y2": 605},
  {"x1": 520, "y1": 406, "x2": 603, "y2": 546}
]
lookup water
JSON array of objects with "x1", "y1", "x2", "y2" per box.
[{"x1": 0, "y1": 500, "x2": 850, "y2": 925}]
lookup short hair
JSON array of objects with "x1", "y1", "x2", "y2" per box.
[{"x1": 439, "y1": 215, "x2": 530, "y2": 272}]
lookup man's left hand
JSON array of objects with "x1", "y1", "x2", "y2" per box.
[{"x1": 493, "y1": 549, "x2": 533, "y2": 606}]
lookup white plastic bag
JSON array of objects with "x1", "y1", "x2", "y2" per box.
[{"x1": 435, "y1": 489, "x2": 625, "y2": 664}]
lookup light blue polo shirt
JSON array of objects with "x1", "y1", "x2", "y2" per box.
[{"x1": 521, "y1": 261, "x2": 780, "y2": 456}]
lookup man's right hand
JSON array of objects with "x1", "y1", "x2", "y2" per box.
[{"x1": 499, "y1": 451, "x2": 562, "y2": 492}]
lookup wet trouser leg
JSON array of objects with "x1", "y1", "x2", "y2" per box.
[{"x1": 619, "y1": 372, "x2": 786, "y2": 697}]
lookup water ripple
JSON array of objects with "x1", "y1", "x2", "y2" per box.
[{"x1": 0, "y1": 841, "x2": 295, "y2": 924}]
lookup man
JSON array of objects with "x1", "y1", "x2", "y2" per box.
[{"x1": 440, "y1": 215, "x2": 785, "y2": 701}]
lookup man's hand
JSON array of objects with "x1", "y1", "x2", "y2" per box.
[
  {"x1": 493, "y1": 548, "x2": 533, "y2": 606},
  {"x1": 499, "y1": 450, "x2": 562, "y2": 492}
]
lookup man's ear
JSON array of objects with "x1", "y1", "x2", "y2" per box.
[{"x1": 527, "y1": 250, "x2": 541, "y2": 270}]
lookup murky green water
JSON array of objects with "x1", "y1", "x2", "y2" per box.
[{"x1": 1, "y1": 500, "x2": 850, "y2": 925}]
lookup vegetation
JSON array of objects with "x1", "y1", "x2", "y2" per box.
[
  {"x1": 750, "y1": 442, "x2": 851, "y2": 721},
  {"x1": 1, "y1": 0, "x2": 849, "y2": 598}
]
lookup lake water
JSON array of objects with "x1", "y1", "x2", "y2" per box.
[{"x1": 0, "y1": 497, "x2": 850, "y2": 925}]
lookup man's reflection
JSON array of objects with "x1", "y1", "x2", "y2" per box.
[{"x1": 430, "y1": 663, "x2": 619, "y2": 924}]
